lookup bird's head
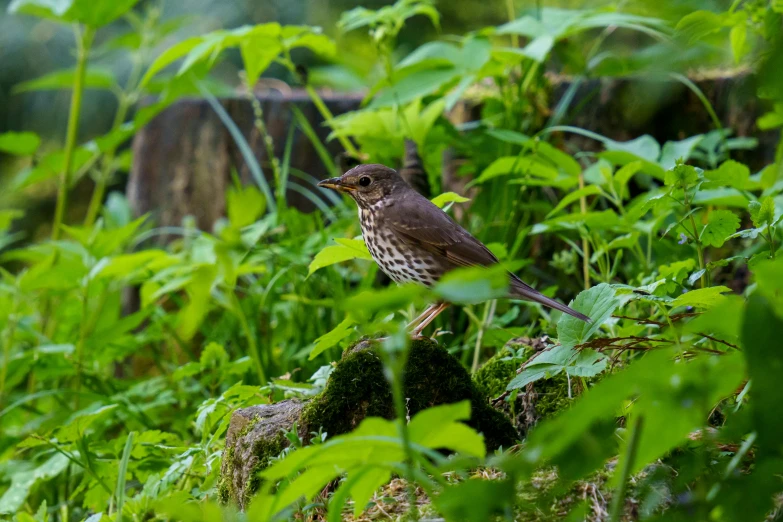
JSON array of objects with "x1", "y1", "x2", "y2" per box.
[{"x1": 317, "y1": 164, "x2": 408, "y2": 208}]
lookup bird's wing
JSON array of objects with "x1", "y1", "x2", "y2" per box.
[
  {"x1": 384, "y1": 193, "x2": 499, "y2": 269},
  {"x1": 385, "y1": 193, "x2": 592, "y2": 323}
]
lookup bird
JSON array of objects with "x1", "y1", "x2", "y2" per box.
[{"x1": 317, "y1": 164, "x2": 591, "y2": 336}]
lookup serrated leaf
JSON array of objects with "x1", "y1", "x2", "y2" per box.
[
  {"x1": 664, "y1": 163, "x2": 699, "y2": 188},
  {"x1": 671, "y1": 286, "x2": 731, "y2": 309},
  {"x1": 700, "y1": 210, "x2": 740, "y2": 247},
  {"x1": 557, "y1": 283, "x2": 622, "y2": 349},
  {"x1": 749, "y1": 196, "x2": 776, "y2": 228},
  {"x1": 702, "y1": 160, "x2": 750, "y2": 190}
]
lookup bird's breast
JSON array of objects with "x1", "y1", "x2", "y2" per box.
[{"x1": 359, "y1": 208, "x2": 443, "y2": 287}]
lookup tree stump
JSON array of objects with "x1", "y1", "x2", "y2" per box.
[
  {"x1": 218, "y1": 337, "x2": 518, "y2": 509},
  {"x1": 127, "y1": 90, "x2": 363, "y2": 242}
]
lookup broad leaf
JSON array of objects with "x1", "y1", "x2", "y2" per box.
[
  {"x1": 9, "y1": 0, "x2": 141, "y2": 27},
  {"x1": 671, "y1": 286, "x2": 731, "y2": 309},
  {"x1": 0, "y1": 131, "x2": 40, "y2": 156},
  {"x1": 557, "y1": 283, "x2": 621, "y2": 348},
  {"x1": 700, "y1": 210, "x2": 740, "y2": 247},
  {"x1": 308, "y1": 238, "x2": 372, "y2": 276}
]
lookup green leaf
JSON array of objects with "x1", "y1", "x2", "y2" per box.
[
  {"x1": 702, "y1": 160, "x2": 750, "y2": 190},
  {"x1": 434, "y1": 265, "x2": 508, "y2": 305},
  {"x1": 141, "y1": 36, "x2": 205, "y2": 86},
  {"x1": 56, "y1": 404, "x2": 119, "y2": 442},
  {"x1": 309, "y1": 317, "x2": 356, "y2": 360},
  {"x1": 9, "y1": 0, "x2": 141, "y2": 27},
  {"x1": 664, "y1": 163, "x2": 699, "y2": 188},
  {"x1": 430, "y1": 192, "x2": 469, "y2": 208},
  {"x1": 342, "y1": 284, "x2": 425, "y2": 316},
  {"x1": 547, "y1": 185, "x2": 601, "y2": 218},
  {"x1": 13, "y1": 68, "x2": 116, "y2": 93},
  {"x1": 308, "y1": 238, "x2": 372, "y2": 276},
  {"x1": 0, "y1": 210, "x2": 24, "y2": 233},
  {"x1": 752, "y1": 258, "x2": 783, "y2": 320},
  {"x1": 557, "y1": 283, "x2": 621, "y2": 349},
  {"x1": 605, "y1": 134, "x2": 660, "y2": 163},
  {"x1": 227, "y1": 185, "x2": 266, "y2": 228},
  {"x1": 474, "y1": 156, "x2": 558, "y2": 185},
  {"x1": 369, "y1": 67, "x2": 458, "y2": 108},
  {"x1": 0, "y1": 131, "x2": 40, "y2": 155},
  {"x1": 671, "y1": 286, "x2": 731, "y2": 309},
  {"x1": 742, "y1": 294, "x2": 783, "y2": 456},
  {"x1": 729, "y1": 23, "x2": 750, "y2": 64},
  {"x1": 0, "y1": 454, "x2": 69, "y2": 515},
  {"x1": 613, "y1": 160, "x2": 643, "y2": 198},
  {"x1": 700, "y1": 209, "x2": 740, "y2": 247},
  {"x1": 749, "y1": 196, "x2": 777, "y2": 228},
  {"x1": 659, "y1": 135, "x2": 704, "y2": 170},
  {"x1": 675, "y1": 10, "x2": 732, "y2": 43},
  {"x1": 408, "y1": 401, "x2": 485, "y2": 458}
]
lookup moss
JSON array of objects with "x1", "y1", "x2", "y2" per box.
[
  {"x1": 533, "y1": 373, "x2": 573, "y2": 419},
  {"x1": 473, "y1": 352, "x2": 518, "y2": 398},
  {"x1": 302, "y1": 338, "x2": 518, "y2": 451},
  {"x1": 301, "y1": 347, "x2": 396, "y2": 439}
]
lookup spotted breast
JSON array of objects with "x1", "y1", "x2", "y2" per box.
[{"x1": 359, "y1": 204, "x2": 442, "y2": 287}]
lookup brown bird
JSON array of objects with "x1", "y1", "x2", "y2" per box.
[{"x1": 318, "y1": 164, "x2": 590, "y2": 336}]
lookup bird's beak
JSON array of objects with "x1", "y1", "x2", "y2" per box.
[{"x1": 317, "y1": 177, "x2": 355, "y2": 192}]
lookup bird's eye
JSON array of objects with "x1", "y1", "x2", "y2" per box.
[{"x1": 359, "y1": 176, "x2": 372, "y2": 187}]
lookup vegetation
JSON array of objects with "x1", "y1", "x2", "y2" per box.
[{"x1": 1, "y1": 0, "x2": 782, "y2": 520}]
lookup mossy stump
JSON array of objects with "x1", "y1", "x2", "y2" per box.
[{"x1": 218, "y1": 338, "x2": 517, "y2": 508}]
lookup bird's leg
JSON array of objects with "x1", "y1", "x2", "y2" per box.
[
  {"x1": 406, "y1": 304, "x2": 438, "y2": 331},
  {"x1": 410, "y1": 303, "x2": 449, "y2": 337}
]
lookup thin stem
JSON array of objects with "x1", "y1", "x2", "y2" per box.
[
  {"x1": 0, "y1": 297, "x2": 19, "y2": 409},
  {"x1": 242, "y1": 72, "x2": 282, "y2": 203},
  {"x1": 504, "y1": 0, "x2": 519, "y2": 47},
  {"x1": 610, "y1": 415, "x2": 644, "y2": 522},
  {"x1": 471, "y1": 300, "x2": 496, "y2": 374},
  {"x1": 84, "y1": 51, "x2": 145, "y2": 227},
  {"x1": 683, "y1": 191, "x2": 708, "y2": 288},
  {"x1": 232, "y1": 292, "x2": 267, "y2": 385},
  {"x1": 578, "y1": 171, "x2": 590, "y2": 290},
  {"x1": 52, "y1": 25, "x2": 95, "y2": 239}
]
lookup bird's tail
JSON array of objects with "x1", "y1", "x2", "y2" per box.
[{"x1": 509, "y1": 276, "x2": 591, "y2": 322}]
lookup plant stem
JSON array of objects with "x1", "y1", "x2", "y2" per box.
[
  {"x1": 84, "y1": 54, "x2": 144, "y2": 227},
  {"x1": 471, "y1": 299, "x2": 496, "y2": 374},
  {"x1": 683, "y1": 191, "x2": 708, "y2": 288},
  {"x1": 610, "y1": 415, "x2": 644, "y2": 522},
  {"x1": 0, "y1": 298, "x2": 19, "y2": 409},
  {"x1": 52, "y1": 25, "x2": 95, "y2": 240},
  {"x1": 579, "y1": 171, "x2": 590, "y2": 290},
  {"x1": 232, "y1": 293, "x2": 267, "y2": 385}
]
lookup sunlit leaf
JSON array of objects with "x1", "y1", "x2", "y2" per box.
[
  {"x1": 13, "y1": 68, "x2": 117, "y2": 93},
  {"x1": 9, "y1": 0, "x2": 140, "y2": 27},
  {"x1": 308, "y1": 238, "x2": 372, "y2": 276},
  {"x1": 309, "y1": 317, "x2": 356, "y2": 360},
  {"x1": 0, "y1": 131, "x2": 40, "y2": 156},
  {"x1": 671, "y1": 286, "x2": 732, "y2": 309}
]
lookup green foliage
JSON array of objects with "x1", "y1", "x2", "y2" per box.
[{"x1": 2, "y1": 0, "x2": 783, "y2": 520}]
